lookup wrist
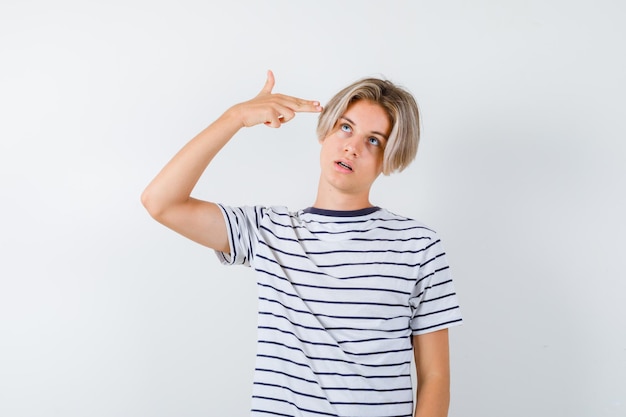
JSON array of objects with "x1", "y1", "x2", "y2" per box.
[{"x1": 222, "y1": 104, "x2": 247, "y2": 129}]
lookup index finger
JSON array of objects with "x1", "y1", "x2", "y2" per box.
[
  {"x1": 299, "y1": 100, "x2": 323, "y2": 113},
  {"x1": 281, "y1": 95, "x2": 323, "y2": 113}
]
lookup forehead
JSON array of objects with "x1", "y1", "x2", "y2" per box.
[{"x1": 342, "y1": 100, "x2": 392, "y2": 135}]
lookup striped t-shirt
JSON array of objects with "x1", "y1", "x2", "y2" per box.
[{"x1": 216, "y1": 205, "x2": 462, "y2": 417}]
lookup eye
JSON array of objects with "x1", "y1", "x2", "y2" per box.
[
  {"x1": 368, "y1": 137, "x2": 381, "y2": 146},
  {"x1": 340, "y1": 123, "x2": 352, "y2": 133}
]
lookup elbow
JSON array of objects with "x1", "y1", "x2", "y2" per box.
[{"x1": 141, "y1": 187, "x2": 165, "y2": 221}]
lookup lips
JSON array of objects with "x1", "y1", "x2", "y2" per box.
[{"x1": 336, "y1": 160, "x2": 353, "y2": 171}]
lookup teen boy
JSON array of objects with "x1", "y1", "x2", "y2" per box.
[{"x1": 142, "y1": 71, "x2": 462, "y2": 417}]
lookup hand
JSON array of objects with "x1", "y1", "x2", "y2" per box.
[{"x1": 229, "y1": 70, "x2": 323, "y2": 128}]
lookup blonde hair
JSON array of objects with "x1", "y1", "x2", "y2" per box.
[{"x1": 316, "y1": 77, "x2": 421, "y2": 175}]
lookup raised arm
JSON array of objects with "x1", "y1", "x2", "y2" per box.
[{"x1": 141, "y1": 71, "x2": 322, "y2": 252}]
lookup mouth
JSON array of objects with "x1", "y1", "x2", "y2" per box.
[{"x1": 336, "y1": 161, "x2": 353, "y2": 171}]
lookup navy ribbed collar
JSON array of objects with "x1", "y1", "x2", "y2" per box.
[{"x1": 302, "y1": 206, "x2": 380, "y2": 217}]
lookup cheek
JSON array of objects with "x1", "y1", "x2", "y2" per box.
[
  {"x1": 319, "y1": 140, "x2": 334, "y2": 162},
  {"x1": 372, "y1": 150, "x2": 385, "y2": 172},
  {"x1": 365, "y1": 145, "x2": 385, "y2": 161},
  {"x1": 321, "y1": 134, "x2": 342, "y2": 151}
]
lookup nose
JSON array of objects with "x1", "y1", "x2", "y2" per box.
[{"x1": 344, "y1": 136, "x2": 362, "y2": 156}]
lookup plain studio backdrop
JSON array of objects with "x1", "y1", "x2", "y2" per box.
[{"x1": 1, "y1": 1, "x2": 624, "y2": 416}]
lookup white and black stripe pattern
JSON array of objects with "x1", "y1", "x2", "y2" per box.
[{"x1": 216, "y1": 205, "x2": 462, "y2": 417}]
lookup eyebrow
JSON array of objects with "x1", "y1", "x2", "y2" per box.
[{"x1": 340, "y1": 116, "x2": 389, "y2": 140}]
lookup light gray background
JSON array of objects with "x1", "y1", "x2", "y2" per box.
[{"x1": 1, "y1": 1, "x2": 624, "y2": 416}]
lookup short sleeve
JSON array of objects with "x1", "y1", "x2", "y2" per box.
[
  {"x1": 214, "y1": 204, "x2": 262, "y2": 267},
  {"x1": 409, "y1": 233, "x2": 463, "y2": 334}
]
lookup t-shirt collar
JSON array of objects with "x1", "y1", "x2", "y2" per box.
[{"x1": 302, "y1": 206, "x2": 380, "y2": 217}]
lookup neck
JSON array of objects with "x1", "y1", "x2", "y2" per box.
[{"x1": 312, "y1": 184, "x2": 374, "y2": 211}]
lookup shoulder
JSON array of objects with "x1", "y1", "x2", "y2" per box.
[
  {"x1": 377, "y1": 208, "x2": 439, "y2": 238},
  {"x1": 218, "y1": 204, "x2": 300, "y2": 227},
  {"x1": 217, "y1": 204, "x2": 291, "y2": 216}
]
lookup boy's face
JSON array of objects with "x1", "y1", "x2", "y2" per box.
[{"x1": 318, "y1": 100, "x2": 391, "y2": 203}]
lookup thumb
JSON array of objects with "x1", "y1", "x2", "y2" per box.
[{"x1": 259, "y1": 69, "x2": 275, "y2": 95}]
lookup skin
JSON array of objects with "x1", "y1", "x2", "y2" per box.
[
  {"x1": 413, "y1": 329, "x2": 451, "y2": 417},
  {"x1": 314, "y1": 99, "x2": 390, "y2": 210},
  {"x1": 141, "y1": 71, "x2": 452, "y2": 417}
]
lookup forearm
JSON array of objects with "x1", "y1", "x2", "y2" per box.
[
  {"x1": 414, "y1": 374, "x2": 450, "y2": 417},
  {"x1": 412, "y1": 330, "x2": 451, "y2": 417},
  {"x1": 141, "y1": 109, "x2": 242, "y2": 217}
]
